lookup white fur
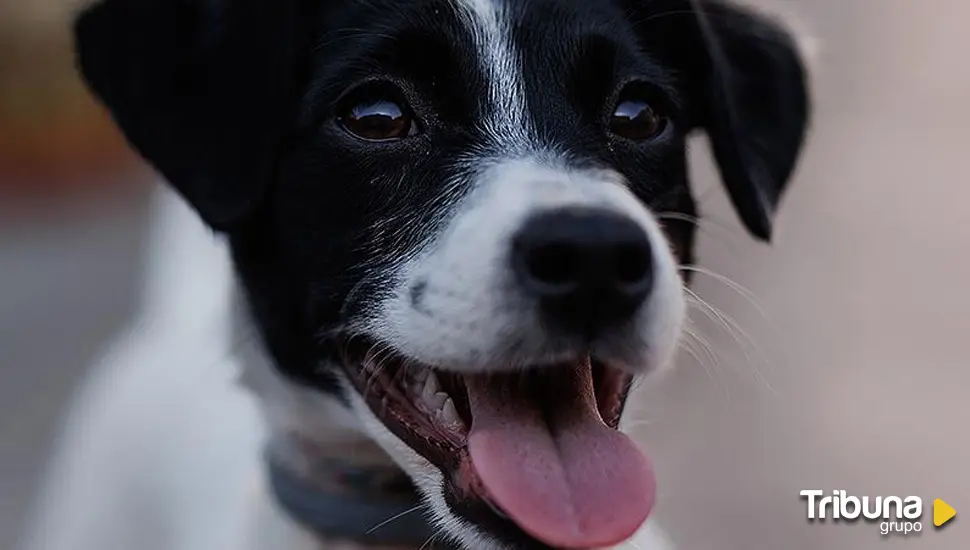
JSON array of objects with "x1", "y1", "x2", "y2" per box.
[
  {"x1": 19, "y1": 2, "x2": 686, "y2": 547},
  {"x1": 454, "y1": 0, "x2": 536, "y2": 152},
  {"x1": 17, "y1": 186, "x2": 678, "y2": 550},
  {"x1": 372, "y1": 159, "x2": 686, "y2": 375},
  {"x1": 360, "y1": 1, "x2": 686, "y2": 378},
  {"x1": 354, "y1": 156, "x2": 687, "y2": 547}
]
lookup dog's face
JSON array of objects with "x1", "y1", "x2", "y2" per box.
[{"x1": 76, "y1": 0, "x2": 808, "y2": 548}]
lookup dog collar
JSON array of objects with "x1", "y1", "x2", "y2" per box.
[{"x1": 265, "y1": 436, "x2": 459, "y2": 548}]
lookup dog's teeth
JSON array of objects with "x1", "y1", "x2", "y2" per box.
[
  {"x1": 421, "y1": 373, "x2": 441, "y2": 404},
  {"x1": 427, "y1": 390, "x2": 448, "y2": 410},
  {"x1": 440, "y1": 398, "x2": 461, "y2": 426}
]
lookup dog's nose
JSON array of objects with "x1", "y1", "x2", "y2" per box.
[{"x1": 512, "y1": 208, "x2": 654, "y2": 332}]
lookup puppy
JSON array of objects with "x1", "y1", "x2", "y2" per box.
[{"x1": 25, "y1": 0, "x2": 809, "y2": 549}]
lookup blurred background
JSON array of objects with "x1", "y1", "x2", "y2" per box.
[{"x1": 0, "y1": 1, "x2": 967, "y2": 549}]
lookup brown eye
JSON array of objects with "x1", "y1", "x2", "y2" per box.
[
  {"x1": 609, "y1": 99, "x2": 666, "y2": 141},
  {"x1": 338, "y1": 98, "x2": 416, "y2": 141}
]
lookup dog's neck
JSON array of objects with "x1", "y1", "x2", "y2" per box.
[
  {"x1": 230, "y1": 294, "x2": 453, "y2": 546},
  {"x1": 227, "y1": 287, "x2": 382, "y2": 461},
  {"x1": 237, "y1": 345, "x2": 389, "y2": 469}
]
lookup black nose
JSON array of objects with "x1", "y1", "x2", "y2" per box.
[{"x1": 512, "y1": 208, "x2": 654, "y2": 333}]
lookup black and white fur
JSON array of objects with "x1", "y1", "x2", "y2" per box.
[{"x1": 20, "y1": 0, "x2": 809, "y2": 549}]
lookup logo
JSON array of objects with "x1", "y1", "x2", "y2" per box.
[
  {"x1": 934, "y1": 499, "x2": 957, "y2": 528},
  {"x1": 800, "y1": 490, "x2": 958, "y2": 536}
]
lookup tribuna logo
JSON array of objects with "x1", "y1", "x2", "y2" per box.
[{"x1": 800, "y1": 490, "x2": 923, "y2": 536}]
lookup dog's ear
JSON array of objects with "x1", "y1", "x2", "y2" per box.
[
  {"x1": 74, "y1": 0, "x2": 316, "y2": 230},
  {"x1": 629, "y1": 0, "x2": 810, "y2": 240}
]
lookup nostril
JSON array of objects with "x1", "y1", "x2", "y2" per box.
[
  {"x1": 513, "y1": 207, "x2": 654, "y2": 290},
  {"x1": 614, "y1": 241, "x2": 652, "y2": 289},
  {"x1": 524, "y1": 241, "x2": 581, "y2": 291},
  {"x1": 512, "y1": 208, "x2": 656, "y2": 333}
]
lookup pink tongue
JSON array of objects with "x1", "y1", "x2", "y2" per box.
[{"x1": 466, "y1": 365, "x2": 656, "y2": 549}]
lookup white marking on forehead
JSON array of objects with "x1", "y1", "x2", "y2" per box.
[{"x1": 454, "y1": 0, "x2": 536, "y2": 154}]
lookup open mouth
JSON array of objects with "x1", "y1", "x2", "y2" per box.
[{"x1": 340, "y1": 340, "x2": 657, "y2": 549}]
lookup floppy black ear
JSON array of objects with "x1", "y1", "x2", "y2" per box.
[
  {"x1": 629, "y1": 0, "x2": 810, "y2": 240},
  {"x1": 74, "y1": 0, "x2": 317, "y2": 230}
]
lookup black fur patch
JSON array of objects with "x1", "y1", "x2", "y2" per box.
[{"x1": 75, "y1": 0, "x2": 809, "y2": 546}]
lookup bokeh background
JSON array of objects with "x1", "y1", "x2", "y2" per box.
[{"x1": 1, "y1": 1, "x2": 967, "y2": 549}]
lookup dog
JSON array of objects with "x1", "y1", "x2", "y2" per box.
[{"x1": 19, "y1": 0, "x2": 809, "y2": 549}]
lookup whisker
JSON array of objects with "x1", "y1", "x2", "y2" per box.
[
  {"x1": 683, "y1": 320, "x2": 721, "y2": 373},
  {"x1": 681, "y1": 323, "x2": 729, "y2": 399},
  {"x1": 363, "y1": 341, "x2": 398, "y2": 398},
  {"x1": 656, "y1": 211, "x2": 744, "y2": 255},
  {"x1": 419, "y1": 527, "x2": 447, "y2": 550},
  {"x1": 656, "y1": 210, "x2": 735, "y2": 233},
  {"x1": 679, "y1": 265, "x2": 769, "y2": 322},
  {"x1": 684, "y1": 290, "x2": 776, "y2": 394},
  {"x1": 365, "y1": 504, "x2": 425, "y2": 535}
]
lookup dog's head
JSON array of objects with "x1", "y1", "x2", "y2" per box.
[{"x1": 75, "y1": 0, "x2": 808, "y2": 547}]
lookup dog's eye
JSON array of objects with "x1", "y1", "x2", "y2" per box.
[
  {"x1": 609, "y1": 98, "x2": 666, "y2": 141},
  {"x1": 338, "y1": 98, "x2": 417, "y2": 142}
]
